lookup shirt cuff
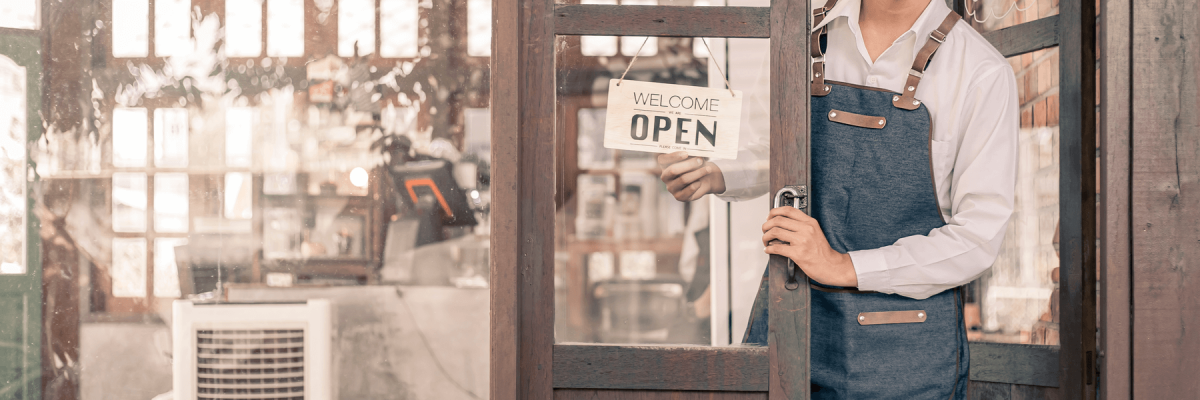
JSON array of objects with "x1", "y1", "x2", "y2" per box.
[{"x1": 849, "y1": 248, "x2": 894, "y2": 293}]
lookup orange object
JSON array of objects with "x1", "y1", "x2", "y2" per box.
[{"x1": 404, "y1": 178, "x2": 454, "y2": 219}]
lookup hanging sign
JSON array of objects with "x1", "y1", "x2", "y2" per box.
[{"x1": 603, "y1": 79, "x2": 742, "y2": 160}]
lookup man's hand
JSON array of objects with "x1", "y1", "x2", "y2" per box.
[
  {"x1": 761, "y1": 206, "x2": 859, "y2": 287},
  {"x1": 657, "y1": 151, "x2": 727, "y2": 201}
]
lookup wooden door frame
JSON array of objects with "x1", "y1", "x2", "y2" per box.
[{"x1": 489, "y1": 0, "x2": 1097, "y2": 398}]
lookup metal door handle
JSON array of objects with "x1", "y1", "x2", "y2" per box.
[{"x1": 773, "y1": 186, "x2": 807, "y2": 290}]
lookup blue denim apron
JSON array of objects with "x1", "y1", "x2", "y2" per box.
[{"x1": 743, "y1": 8, "x2": 968, "y2": 400}]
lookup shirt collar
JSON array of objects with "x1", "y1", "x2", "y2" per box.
[{"x1": 813, "y1": 0, "x2": 953, "y2": 58}]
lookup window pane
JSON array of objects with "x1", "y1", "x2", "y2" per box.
[
  {"x1": 226, "y1": 0, "x2": 264, "y2": 57},
  {"x1": 112, "y1": 172, "x2": 148, "y2": 232},
  {"x1": 379, "y1": 0, "x2": 419, "y2": 58},
  {"x1": 154, "y1": 238, "x2": 187, "y2": 298},
  {"x1": 154, "y1": 108, "x2": 189, "y2": 168},
  {"x1": 467, "y1": 0, "x2": 490, "y2": 57},
  {"x1": 154, "y1": 173, "x2": 189, "y2": 233},
  {"x1": 968, "y1": 50, "x2": 1060, "y2": 345},
  {"x1": 224, "y1": 172, "x2": 253, "y2": 220},
  {"x1": 225, "y1": 107, "x2": 254, "y2": 168},
  {"x1": 0, "y1": 56, "x2": 25, "y2": 275},
  {"x1": 155, "y1": 0, "x2": 191, "y2": 57},
  {"x1": 579, "y1": 0, "x2": 617, "y2": 57},
  {"x1": 964, "y1": 0, "x2": 1058, "y2": 34},
  {"x1": 0, "y1": 0, "x2": 38, "y2": 30},
  {"x1": 267, "y1": 0, "x2": 305, "y2": 57},
  {"x1": 338, "y1": 0, "x2": 375, "y2": 57},
  {"x1": 112, "y1": 108, "x2": 147, "y2": 168},
  {"x1": 112, "y1": 238, "x2": 148, "y2": 297},
  {"x1": 112, "y1": 0, "x2": 149, "y2": 58},
  {"x1": 620, "y1": 0, "x2": 657, "y2": 57}
]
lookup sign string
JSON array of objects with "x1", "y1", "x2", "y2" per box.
[{"x1": 616, "y1": 36, "x2": 736, "y2": 97}]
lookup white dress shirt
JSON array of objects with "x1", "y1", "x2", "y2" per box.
[{"x1": 712, "y1": 0, "x2": 1019, "y2": 299}]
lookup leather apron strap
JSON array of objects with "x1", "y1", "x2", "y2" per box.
[{"x1": 892, "y1": 11, "x2": 962, "y2": 110}]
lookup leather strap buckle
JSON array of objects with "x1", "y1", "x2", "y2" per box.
[
  {"x1": 908, "y1": 69, "x2": 924, "y2": 78},
  {"x1": 929, "y1": 29, "x2": 947, "y2": 43}
]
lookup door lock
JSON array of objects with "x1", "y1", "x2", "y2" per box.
[{"x1": 773, "y1": 186, "x2": 808, "y2": 290}]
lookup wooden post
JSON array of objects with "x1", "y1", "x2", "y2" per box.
[
  {"x1": 490, "y1": 0, "x2": 556, "y2": 398},
  {"x1": 1058, "y1": 0, "x2": 1098, "y2": 397},
  {"x1": 768, "y1": 0, "x2": 811, "y2": 398}
]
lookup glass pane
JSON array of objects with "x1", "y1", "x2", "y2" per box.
[
  {"x1": 226, "y1": 0, "x2": 264, "y2": 57},
  {"x1": 964, "y1": 0, "x2": 1057, "y2": 33},
  {"x1": 267, "y1": 0, "x2": 305, "y2": 57},
  {"x1": 338, "y1": 0, "x2": 375, "y2": 57},
  {"x1": 555, "y1": 35, "x2": 769, "y2": 346},
  {"x1": 967, "y1": 50, "x2": 1060, "y2": 345},
  {"x1": 154, "y1": 237, "x2": 187, "y2": 298},
  {"x1": 0, "y1": 56, "x2": 25, "y2": 275},
  {"x1": 112, "y1": 0, "x2": 149, "y2": 58},
  {"x1": 380, "y1": 0, "x2": 419, "y2": 58},
  {"x1": 112, "y1": 237, "x2": 148, "y2": 297},
  {"x1": 225, "y1": 107, "x2": 254, "y2": 167},
  {"x1": 0, "y1": 0, "x2": 38, "y2": 30},
  {"x1": 154, "y1": 108, "x2": 189, "y2": 168},
  {"x1": 34, "y1": 0, "x2": 492, "y2": 397},
  {"x1": 155, "y1": 173, "x2": 189, "y2": 233},
  {"x1": 619, "y1": 1, "x2": 657, "y2": 57},
  {"x1": 112, "y1": 172, "x2": 148, "y2": 233},
  {"x1": 467, "y1": 0, "x2": 491, "y2": 57},
  {"x1": 112, "y1": 107, "x2": 148, "y2": 168},
  {"x1": 155, "y1": 0, "x2": 191, "y2": 57}
]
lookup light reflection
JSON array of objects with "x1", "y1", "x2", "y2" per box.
[
  {"x1": 467, "y1": 0, "x2": 491, "y2": 57},
  {"x1": 268, "y1": 0, "x2": 305, "y2": 57},
  {"x1": 0, "y1": 0, "x2": 38, "y2": 30},
  {"x1": 112, "y1": 0, "x2": 149, "y2": 58},
  {"x1": 112, "y1": 238, "x2": 148, "y2": 297},
  {"x1": 155, "y1": 0, "x2": 192, "y2": 57},
  {"x1": 113, "y1": 107, "x2": 148, "y2": 168},
  {"x1": 338, "y1": 0, "x2": 376, "y2": 57},
  {"x1": 380, "y1": 0, "x2": 420, "y2": 58},
  {"x1": 225, "y1": 0, "x2": 264, "y2": 57}
]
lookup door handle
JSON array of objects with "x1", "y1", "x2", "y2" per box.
[{"x1": 772, "y1": 186, "x2": 808, "y2": 290}]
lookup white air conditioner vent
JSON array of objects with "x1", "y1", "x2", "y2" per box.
[
  {"x1": 175, "y1": 300, "x2": 332, "y2": 400},
  {"x1": 196, "y1": 329, "x2": 307, "y2": 400}
]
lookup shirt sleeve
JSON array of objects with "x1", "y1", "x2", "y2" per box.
[
  {"x1": 849, "y1": 65, "x2": 1019, "y2": 300},
  {"x1": 710, "y1": 122, "x2": 770, "y2": 202}
]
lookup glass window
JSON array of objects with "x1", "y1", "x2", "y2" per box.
[
  {"x1": 380, "y1": 0, "x2": 420, "y2": 58},
  {"x1": 267, "y1": 0, "x2": 305, "y2": 57},
  {"x1": 112, "y1": 0, "x2": 149, "y2": 58},
  {"x1": 0, "y1": 0, "x2": 38, "y2": 30},
  {"x1": 112, "y1": 172, "x2": 148, "y2": 233},
  {"x1": 155, "y1": 0, "x2": 192, "y2": 57},
  {"x1": 225, "y1": 0, "x2": 264, "y2": 57},
  {"x1": 111, "y1": 238, "x2": 148, "y2": 297},
  {"x1": 225, "y1": 107, "x2": 254, "y2": 168},
  {"x1": 154, "y1": 238, "x2": 187, "y2": 298},
  {"x1": 0, "y1": 56, "x2": 25, "y2": 275},
  {"x1": 620, "y1": 0, "x2": 657, "y2": 57},
  {"x1": 113, "y1": 108, "x2": 148, "y2": 168},
  {"x1": 467, "y1": 0, "x2": 491, "y2": 57},
  {"x1": 154, "y1": 108, "x2": 189, "y2": 168},
  {"x1": 338, "y1": 0, "x2": 376, "y2": 57},
  {"x1": 580, "y1": 0, "x2": 618, "y2": 57},
  {"x1": 154, "y1": 173, "x2": 189, "y2": 233}
]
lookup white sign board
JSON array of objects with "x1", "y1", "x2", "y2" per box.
[{"x1": 603, "y1": 79, "x2": 742, "y2": 160}]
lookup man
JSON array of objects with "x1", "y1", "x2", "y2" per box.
[{"x1": 657, "y1": 0, "x2": 1018, "y2": 398}]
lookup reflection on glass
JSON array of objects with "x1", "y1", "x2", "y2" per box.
[
  {"x1": 225, "y1": 0, "x2": 264, "y2": 57},
  {"x1": 577, "y1": 109, "x2": 614, "y2": 170},
  {"x1": 467, "y1": 0, "x2": 491, "y2": 57},
  {"x1": 154, "y1": 173, "x2": 189, "y2": 233},
  {"x1": 620, "y1": 0, "x2": 657, "y2": 57},
  {"x1": 112, "y1": 172, "x2": 147, "y2": 232},
  {"x1": 380, "y1": 0, "x2": 420, "y2": 58},
  {"x1": 112, "y1": 238, "x2": 148, "y2": 297},
  {"x1": 112, "y1": 0, "x2": 149, "y2": 58},
  {"x1": 268, "y1": 0, "x2": 305, "y2": 57},
  {"x1": 0, "y1": 56, "x2": 25, "y2": 275},
  {"x1": 0, "y1": 0, "x2": 38, "y2": 30},
  {"x1": 154, "y1": 108, "x2": 189, "y2": 168},
  {"x1": 964, "y1": 0, "x2": 1056, "y2": 33},
  {"x1": 338, "y1": 0, "x2": 375, "y2": 57},
  {"x1": 968, "y1": 51, "x2": 1060, "y2": 345},
  {"x1": 154, "y1": 237, "x2": 187, "y2": 298},
  {"x1": 155, "y1": 0, "x2": 191, "y2": 57},
  {"x1": 224, "y1": 172, "x2": 253, "y2": 220},
  {"x1": 113, "y1": 108, "x2": 147, "y2": 168},
  {"x1": 225, "y1": 107, "x2": 254, "y2": 167}
]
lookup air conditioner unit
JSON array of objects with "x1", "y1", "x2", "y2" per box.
[{"x1": 173, "y1": 300, "x2": 333, "y2": 400}]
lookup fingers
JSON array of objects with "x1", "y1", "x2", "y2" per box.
[
  {"x1": 671, "y1": 179, "x2": 710, "y2": 202},
  {"x1": 761, "y1": 214, "x2": 812, "y2": 234},
  {"x1": 660, "y1": 156, "x2": 706, "y2": 182},
  {"x1": 656, "y1": 151, "x2": 690, "y2": 167},
  {"x1": 762, "y1": 227, "x2": 802, "y2": 247},
  {"x1": 768, "y1": 206, "x2": 813, "y2": 221},
  {"x1": 665, "y1": 163, "x2": 713, "y2": 194}
]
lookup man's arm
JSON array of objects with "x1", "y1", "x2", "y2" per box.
[{"x1": 848, "y1": 66, "x2": 1020, "y2": 299}]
